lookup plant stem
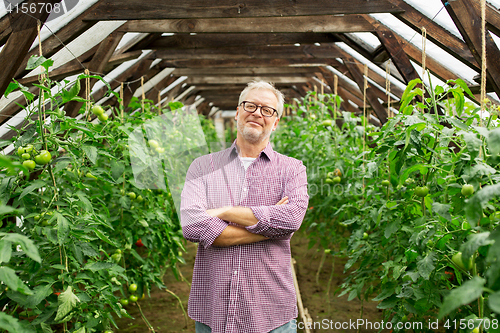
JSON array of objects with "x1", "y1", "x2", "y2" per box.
[
  {"x1": 166, "y1": 288, "x2": 189, "y2": 329},
  {"x1": 136, "y1": 301, "x2": 156, "y2": 332},
  {"x1": 316, "y1": 251, "x2": 326, "y2": 285}
]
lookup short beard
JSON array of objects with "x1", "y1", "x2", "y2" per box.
[{"x1": 237, "y1": 121, "x2": 272, "y2": 144}]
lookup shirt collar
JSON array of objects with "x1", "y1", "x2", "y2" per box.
[{"x1": 229, "y1": 140, "x2": 274, "y2": 161}]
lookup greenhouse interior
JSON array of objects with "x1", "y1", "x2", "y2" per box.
[{"x1": 1, "y1": 0, "x2": 500, "y2": 332}]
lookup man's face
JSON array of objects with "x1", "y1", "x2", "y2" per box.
[{"x1": 235, "y1": 89, "x2": 280, "y2": 144}]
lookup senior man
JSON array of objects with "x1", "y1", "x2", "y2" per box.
[{"x1": 180, "y1": 81, "x2": 309, "y2": 333}]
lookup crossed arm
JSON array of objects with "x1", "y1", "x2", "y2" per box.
[{"x1": 208, "y1": 197, "x2": 289, "y2": 247}]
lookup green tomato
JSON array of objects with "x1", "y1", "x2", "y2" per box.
[
  {"x1": 136, "y1": 195, "x2": 143, "y2": 203},
  {"x1": 127, "y1": 192, "x2": 136, "y2": 200},
  {"x1": 111, "y1": 253, "x2": 121, "y2": 263},
  {"x1": 129, "y1": 294, "x2": 138, "y2": 303},
  {"x1": 91, "y1": 105, "x2": 105, "y2": 116},
  {"x1": 381, "y1": 180, "x2": 390, "y2": 187},
  {"x1": 22, "y1": 160, "x2": 36, "y2": 170},
  {"x1": 17, "y1": 147, "x2": 25, "y2": 156},
  {"x1": 41, "y1": 220, "x2": 51, "y2": 226},
  {"x1": 402, "y1": 315, "x2": 408, "y2": 322},
  {"x1": 325, "y1": 178, "x2": 334, "y2": 184},
  {"x1": 451, "y1": 252, "x2": 473, "y2": 271},
  {"x1": 34, "y1": 150, "x2": 51, "y2": 165},
  {"x1": 98, "y1": 113, "x2": 109, "y2": 122},
  {"x1": 321, "y1": 119, "x2": 332, "y2": 126},
  {"x1": 34, "y1": 215, "x2": 40, "y2": 221},
  {"x1": 85, "y1": 172, "x2": 97, "y2": 180},
  {"x1": 104, "y1": 331, "x2": 114, "y2": 333},
  {"x1": 461, "y1": 184, "x2": 474, "y2": 196},
  {"x1": 24, "y1": 145, "x2": 33, "y2": 153},
  {"x1": 114, "y1": 249, "x2": 122, "y2": 255},
  {"x1": 327, "y1": 172, "x2": 334, "y2": 178},
  {"x1": 120, "y1": 298, "x2": 129, "y2": 306},
  {"x1": 128, "y1": 283, "x2": 138, "y2": 293},
  {"x1": 415, "y1": 186, "x2": 429, "y2": 198},
  {"x1": 490, "y1": 211, "x2": 500, "y2": 222},
  {"x1": 148, "y1": 139, "x2": 160, "y2": 149},
  {"x1": 332, "y1": 176, "x2": 341, "y2": 184},
  {"x1": 362, "y1": 232, "x2": 368, "y2": 240},
  {"x1": 21, "y1": 153, "x2": 31, "y2": 160}
]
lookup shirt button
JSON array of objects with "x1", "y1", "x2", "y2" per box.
[{"x1": 233, "y1": 271, "x2": 238, "y2": 275}]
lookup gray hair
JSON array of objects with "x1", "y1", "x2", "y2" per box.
[{"x1": 238, "y1": 81, "x2": 285, "y2": 118}]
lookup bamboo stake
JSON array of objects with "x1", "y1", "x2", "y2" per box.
[
  {"x1": 120, "y1": 83, "x2": 124, "y2": 123},
  {"x1": 291, "y1": 257, "x2": 311, "y2": 333}
]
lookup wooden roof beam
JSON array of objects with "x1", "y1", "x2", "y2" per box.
[
  {"x1": 159, "y1": 58, "x2": 338, "y2": 68},
  {"x1": 14, "y1": 1, "x2": 102, "y2": 79},
  {"x1": 444, "y1": 0, "x2": 500, "y2": 99},
  {"x1": 156, "y1": 44, "x2": 343, "y2": 60},
  {"x1": 86, "y1": 0, "x2": 403, "y2": 20},
  {"x1": 172, "y1": 67, "x2": 321, "y2": 76},
  {"x1": 0, "y1": 0, "x2": 62, "y2": 97},
  {"x1": 388, "y1": 0, "x2": 479, "y2": 71},
  {"x1": 139, "y1": 33, "x2": 338, "y2": 50},
  {"x1": 65, "y1": 31, "x2": 125, "y2": 117},
  {"x1": 119, "y1": 15, "x2": 374, "y2": 34}
]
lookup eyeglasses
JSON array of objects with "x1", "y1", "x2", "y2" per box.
[{"x1": 240, "y1": 101, "x2": 278, "y2": 118}]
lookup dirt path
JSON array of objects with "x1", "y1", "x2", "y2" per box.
[{"x1": 115, "y1": 229, "x2": 387, "y2": 332}]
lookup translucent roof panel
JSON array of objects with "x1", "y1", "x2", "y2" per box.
[{"x1": 370, "y1": 12, "x2": 478, "y2": 84}]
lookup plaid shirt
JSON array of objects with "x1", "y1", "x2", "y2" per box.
[{"x1": 180, "y1": 141, "x2": 308, "y2": 333}]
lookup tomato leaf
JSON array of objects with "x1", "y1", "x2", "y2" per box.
[
  {"x1": 460, "y1": 232, "x2": 494, "y2": 261},
  {"x1": 84, "y1": 262, "x2": 116, "y2": 272},
  {"x1": 4, "y1": 82, "x2": 19, "y2": 98},
  {"x1": 19, "y1": 180, "x2": 46, "y2": 200},
  {"x1": 0, "y1": 240, "x2": 12, "y2": 264},
  {"x1": 488, "y1": 127, "x2": 500, "y2": 156},
  {"x1": 417, "y1": 252, "x2": 436, "y2": 280},
  {"x1": 54, "y1": 286, "x2": 80, "y2": 323},
  {"x1": 438, "y1": 277, "x2": 485, "y2": 318},
  {"x1": 0, "y1": 267, "x2": 32, "y2": 295},
  {"x1": 0, "y1": 233, "x2": 41, "y2": 263},
  {"x1": 488, "y1": 291, "x2": 500, "y2": 313},
  {"x1": 61, "y1": 80, "x2": 81, "y2": 103},
  {"x1": 82, "y1": 145, "x2": 98, "y2": 165},
  {"x1": 432, "y1": 202, "x2": 451, "y2": 221},
  {"x1": 56, "y1": 213, "x2": 71, "y2": 246},
  {"x1": 465, "y1": 184, "x2": 500, "y2": 227},
  {"x1": 0, "y1": 312, "x2": 25, "y2": 333}
]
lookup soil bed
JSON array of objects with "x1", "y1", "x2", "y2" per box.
[{"x1": 115, "y1": 229, "x2": 387, "y2": 332}]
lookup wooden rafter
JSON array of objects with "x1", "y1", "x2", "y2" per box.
[
  {"x1": 118, "y1": 15, "x2": 374, "y2": 34},
  {"x1": 140, "y1": 33, "x2": 338, "y2": 50},
  {"x1": 65, "y1": 31, "x2": 125, "y2": 117},
  {"x1": 388, "y1": 0, "x2": 479, "y2": 71},
  {"x1": 444, "y1": 0, "x2": 500, "y2": 98},
  {"x1": 156, "y1": 44, "x2": 343, "y2": 60},
  {"x1": 86, "y1": 0, "x2": 403, "y2": 20},
  {"x1": 0, "y1": 0, "x2": 62, "y2": 97}
]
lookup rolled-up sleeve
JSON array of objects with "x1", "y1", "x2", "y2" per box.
[
  {"x1": 180, "y1": 158, "x2": 228, "y2": 248},
  {"x1": 246, "y1": 161, "x2": 308, "y2": 238}
]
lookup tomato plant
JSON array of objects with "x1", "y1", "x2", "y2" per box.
[
  {"x1": 273, "y1": 80, "x2": 500, "y2": 331},
  {"x1": 0, "y1": 55, "x2": 215, "y2": 332}
]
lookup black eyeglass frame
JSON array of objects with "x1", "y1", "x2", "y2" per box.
[{"x1": 239, "y1": 101, "x2": 278, "y2": 118}]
